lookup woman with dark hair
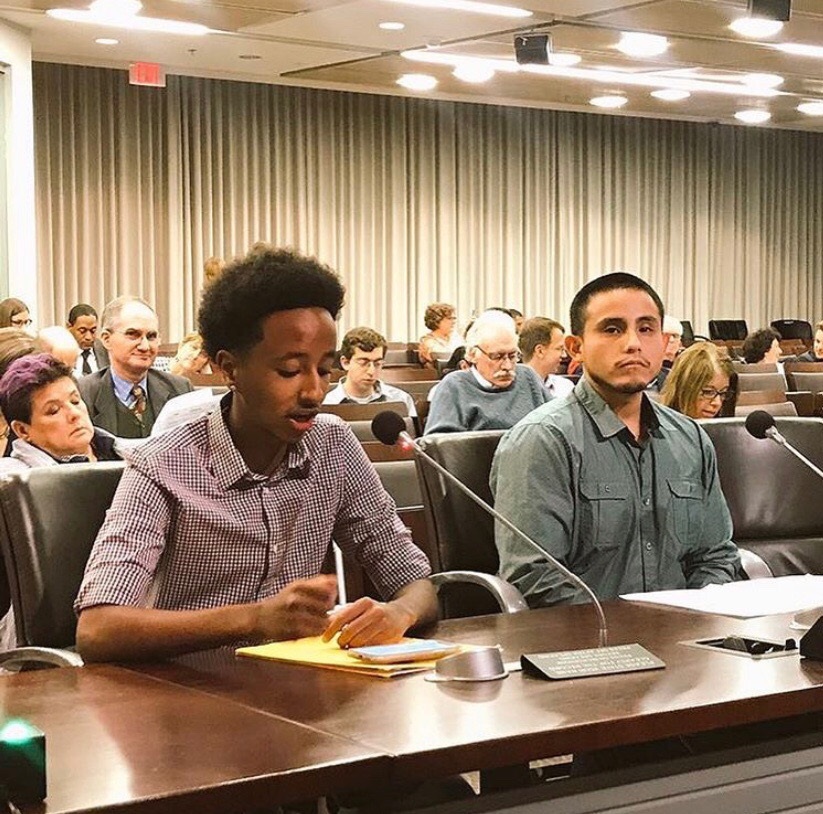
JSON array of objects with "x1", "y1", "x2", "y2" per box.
[
  {"x1": 659, "y1": 342, "x2": 738, "y2": 419},
  {"x1": 0, "y1": 298, "x2": 31, "y2": 330},
  {"x1": 0, "y1": 353, "x2": 120, "y2": 473}
]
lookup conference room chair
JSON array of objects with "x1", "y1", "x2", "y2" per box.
[
  {"x1": 735, "y1": 400, "x2": 798, "y2": 417},
  {"x1": 785, "y1": 369, "x2": 823, "y2": 394},
  {"x1": 709, "y1": 319, "x2": 748, "y2": 341},
  {"x1": 416, "y1": 431, "x2": 528, "y2": 619},
  {"x1": 735, "y1": 372, "x2": 788, "y2": 393},
  {"x1": 380, "y1": 367, "x2": 437, "y2": 384},
  {"x1": 731, "y1": 361, "x2": 779, "y2": 374},
  {"x1": 0, "y1": 462, "x2": 126, "y2": 669},
  {"x1": 702, "y1": 417, "x2": 823, "y2": 576},
  {"x1": 771, "y1": 319, "x2": 813, "y2": 343},
  {"x1": 320, "y1": 401, "x2": 416, "y2": 440},
  {"x1": 391, "y1": 379, "x2": 438, "y2": 401}
]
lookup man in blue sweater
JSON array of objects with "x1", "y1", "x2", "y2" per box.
[{"x1": 425, "y1": 310, "x2": 548, "y2": 434}]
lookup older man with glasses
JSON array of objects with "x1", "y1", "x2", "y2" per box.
[
  {"x1": 424, "y1": 309, "x2": 548, "y2": 434},
  {"x1": 78, "y1": 296, "x2": 193, "y2": 438}
]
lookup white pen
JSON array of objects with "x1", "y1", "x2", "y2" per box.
[{"x1": 333, "y1": 542, "x2": 347, "y2": 606}]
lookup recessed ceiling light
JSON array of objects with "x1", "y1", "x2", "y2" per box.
[
  {"x1": 95, "y1": 37, "x2": 118, "y2": 44},
  {"x1": 651, "y1": 89, "x2": 691, "y2": 101},
  {"x1": 742, "y1": 72, "x2": 784, "y2": 88},
  {"x1": 773, "y1": 42, "x2": 823, "y2": 58},
  {"x1": 385, "y1": 0, "x2": 531, "y2": 18},
  {"x1": 397, "y1": 73, "x2": 438, "y2": 91},
  {"x1": 735, "y1": 109, "x2": 771, "y2": 124},
  {"x1": 590, "y1": 95, "x2": 628, "y2": 109},
  {"x1": 548, "y1": 52, "x2": 581, "y2": 67},
  {"x1": 453, "y1": 63, "x2": 495, "y2": 83},
  {"x1": 616, "y1": 32, "x2": 668, "y2": 57},
  {"x1": 729, "y1": 17, "x2": 784, "y2": 38},
  {"x1": 48, "y1": 0, "x2": 210, "y2": 35},
  {"x1": 798, "y1": 101, "x2": 823, "y2": 115},
  {"x1": 379, "y1": 21, "x2": 405, "y2": 30},
  {"x1": 238, "y1": 54, "x2": 261, "y2": 60}
]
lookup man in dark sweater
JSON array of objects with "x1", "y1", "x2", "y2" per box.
[{"x1": 425, "y1": 310, "x2": 548, "y2": 434}]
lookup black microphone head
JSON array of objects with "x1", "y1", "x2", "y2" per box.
[
  {"x1": 745, "y1": 410, "x2": 776, "y2": 439},
  {"x1": 371, "y1": 411, "x2": 406, "y2": 446}
]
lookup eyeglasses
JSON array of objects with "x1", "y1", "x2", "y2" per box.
[
  {"x1": 11, "y1": 318, "x2": 31, "y2": 327},
  {"x1": 698, "y1": 387, "x2": 732, "y2": 401},
  {"x1": 475, "y1": 346, "x2": 521, "y2": 364},
  {"x1": 352, "y1": 358, "x2": 384, "y2": 370}
]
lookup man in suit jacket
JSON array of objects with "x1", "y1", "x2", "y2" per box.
[
  {"x1": 67, "y1": 303, "x2": 110, "y2": 376},
  {"x1": 78, "y1": 296, "x2": 192, "y2": 438}
]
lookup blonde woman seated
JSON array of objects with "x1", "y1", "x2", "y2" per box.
[
  {"x1": 659, "y1": 342, "x2": 738, "y2": 420},
  {"x1": 0, "y1": 354, "x2": 121, "y2": 473},
  {"x1": 169, "y1": 332, "x2": 212, "y2": 379},
  {"x1": 418, "y1": 302, "x2": 461, "y2": 368}
]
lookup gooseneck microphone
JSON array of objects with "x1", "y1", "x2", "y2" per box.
[
  {"x1": 372, "y1": 411, "x2": 608, "y2": 647},
  {"x1": 744, "y1": 410, "x2": 823, "y2": 481}
]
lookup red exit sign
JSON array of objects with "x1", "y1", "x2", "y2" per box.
[{"x1": 129, "y1": 62, "x2": 165, "y2": 87}]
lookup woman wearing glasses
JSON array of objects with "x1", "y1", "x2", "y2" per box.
[
  {"x1": 0, "y1": 298, "x2": 32, "y2": 330},
  {"x1": 659, "y1": 342, "x2": 738, "y2": 420}
]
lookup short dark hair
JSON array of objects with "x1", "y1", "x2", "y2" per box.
[
  {"x1": 569, "y1": 273, "x2": 664, "y2": 336},
  {"x1": 340, "y1": 327, "x2": 387, "y2": 359},
  {"x1": 742, "y1": 328, "x2": 781, "y2": 364},
  {"x1": 0, "y1": 353, "x2": 74, "y2": 424},
  {"x1": 68, "y1": 303, "x2": 98, "y2": 324},
  {"x1": 518, "y1": 317, "x2": 565, "y2": 362},
  {"x1": 198, "y1": 245, "x2": 345, "y2": 360}
]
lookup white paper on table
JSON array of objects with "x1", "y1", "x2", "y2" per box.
[{"x1": 621, "y1": 575, "x2": 823, "y2": 618}]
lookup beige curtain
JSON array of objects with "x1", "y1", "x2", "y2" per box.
[{"x1": 34, "y1": 62, "x2": 823, "y2": 341}]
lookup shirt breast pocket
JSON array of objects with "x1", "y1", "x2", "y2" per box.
[
  {"x1": 579, "y1": 480, "x2": 630, "y2": 550},
  {"x1": 667, "y1": 478, "x2": 703, "y2": 548}
]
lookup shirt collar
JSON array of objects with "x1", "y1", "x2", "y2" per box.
[
  {"x1": 470, "y1": 365, "x2": 497, "y2": 390},
  {"x1": 574, "y1": 377, "x2": 660, "y2": 439},
  {"x1": 111, "y1": 369, "x2": 149, "y2": 404},
  {"x1": 207, "y1": 392, "x2": 312, "y2": 490}
]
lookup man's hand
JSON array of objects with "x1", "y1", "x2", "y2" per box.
[
  {"x1": 322, "y1": 597, "x2": 414, "y2": 648},
  {"x1": 252, "y1": 574, "x2": 338, "y2": 642}
]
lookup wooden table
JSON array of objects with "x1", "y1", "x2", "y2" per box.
[{"x1": 6, "y1": 665, "x2": 387, "y2": 814}]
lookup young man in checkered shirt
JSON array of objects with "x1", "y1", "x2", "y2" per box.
[{"x1": 75, "y1": 246, "x2": 436, "y2": 662}]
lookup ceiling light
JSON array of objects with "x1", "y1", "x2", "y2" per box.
[
  {"x1": 773, "y1": 42, "x2": 823, "y2": 58},
  {"x1": 95, "y1": 37, "x2": 118, "y2": 44},
  {"x1": 397, "y1": 73, "x2": 438, "y2": 91},
  {"x1": 729, "y1": 17, "x2": 784, "y2": 37},
  {"x1": 403, "y1": 50, "x2": 518, "y2": 73},
  {"x1": 379, "y1": 21, "x2": 405, "y2": 30},
  {"x1": 590, "y1": 95, "x2": 628, "y2": 109},
  {"x1": 47, "y1": 0, "x2": 210, "y2": 35},
  {"x1": 651, "y1": 89, "x2": 691, "y2": 101},
  {"x1": 742, "y1": 72, "x2": 784, "y2": 87},
  {"x1": 453, "y1": 63, "x2": 495, "y2": 83},
  {"x1": 548, "y1": 53, "x2": 581, "y2": 67},
  {"x1": 798, "y1": 101, "x2": 823, "y2": 115},
  {"x1": 238, "y1": 54, "x2": 261, "y2": 60},
  {"x1": 616, "y1": 32, "x2": 668, "y2": 57},
  {"x1": 735, "y1": 109, "x2": 771, "y2": 123},
  {"x1": 385, "y1": 0, "x2": 531, "y2": 18}
]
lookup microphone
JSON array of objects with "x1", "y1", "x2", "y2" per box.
[
  {"x1": 744, "y1": 410, "x2": 823, "y2": 481},
  {"x1": 372, "y1": 411, "x2": 608, "y2": 647}
]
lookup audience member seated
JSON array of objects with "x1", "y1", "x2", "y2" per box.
[
  {"x1": 67, "y1": 303, "x2": 109, "y2": 376},
  {"x1": 74, "y1": 246, "x2": 436, "y2": 663},
  {"x1": 508, "y1": 308, "x2": 525, "y2": 333},
  {"x1": 519, "y1": 316, "x2": 574, "y2": 399},
  {"x1": 794, "y1": 320, "x2": 823, "y2": 362},
  {"x1": 323, "y1": 326, "x2": 416, "y2": 416},
  {"x1": 38, "y1": 326, "x2": 81, "y2": 369},
  {"x1": 0, "y1": 354, "x2": 121, "y2": 474},
  {"x1": 202, "y1": 256, "x2": 225, "y2": 288},
  {"x1": 0, "y1": 298, "x2": 31, "y2": 330},
  {"x1": 77, "y1": 296, "x2": 193, "y2": 439},
  {"x1": 0, "y1": 328, "x2": 42, "y2": 454},
  {"x1": 418, "y1": 302, "x2": 461, "y2": 368},
  {"x1": 659, "y1": 342, "x2": 738, "y2": 419},
  {"x1": 425, "y1": 310, "x2": 548, "y2": 434},
  {"x1": 647, "y1": 315, "x2": 683, "y2": 391},
  {"x1": 169, "y1": 331, "x2": 212, "y2": 379},
  {"x1": 742, "y1": 327, "x2": 782, "y2": 364},
  {"x1": 492, "y1": 273, "x2": 740, "y2": 607}
]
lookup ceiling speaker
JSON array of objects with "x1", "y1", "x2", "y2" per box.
[
  {"x1": 748, "y1": 0, "x2": 791, "y2": 21},
  {"x1": 514, "y1": 35, "x2": 549, "y2": 66}
]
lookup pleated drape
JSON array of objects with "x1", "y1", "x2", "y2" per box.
[{"x1": 34, "y1": 63, "x2": 823, "y2": 341}]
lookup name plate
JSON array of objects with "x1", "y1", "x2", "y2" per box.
[{"x1": 521, "y1": 643, "x2": 665, "y2": 680}]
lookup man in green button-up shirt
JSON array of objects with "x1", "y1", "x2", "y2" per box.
[{"x1": 491, "y1": 272, "x2": 740, "y2": 606}]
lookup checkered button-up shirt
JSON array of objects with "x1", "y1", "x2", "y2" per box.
[{"x1": 75, "y1": 401, "x2": 431, "y2": 614}]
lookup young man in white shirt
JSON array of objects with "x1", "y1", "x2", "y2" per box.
[{"x1": 323, "y1": 327, "x2": 416, "y2": 417}]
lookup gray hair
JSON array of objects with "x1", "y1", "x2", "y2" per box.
[
  {"x1": 100, "y1": 296, "x2": 155, "y2": 332},
  {"x1": 465, "y1": 310, "x2": 517, "y2": 349}
]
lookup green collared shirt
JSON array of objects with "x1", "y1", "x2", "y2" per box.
[{"x1": 491, "y1": 377, "x2": 740, "y2": 606}]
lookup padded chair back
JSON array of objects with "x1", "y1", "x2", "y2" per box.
[
  {"x1": 709, "y1": 320, "x2": 748, "y2": 341},
  {"x1": 735, "y1": 401, "x2": 797, "y2": 417},
  {"x1": 373, "y1": 460, "x2": 423, "y2": 510},
  {"x1": 701, "y1": 418, "x2": 823, "y2": 575},
  {"x1": 771, "y1": 319, "x2": 813, "y2": 342},
  {"x1": 787, "y1": 371, "x2": 823, "y2": 393},
  {"x1": 680, "y1": 320, "x2": 696, "y2": 347},
  {"x1": 735, "y1": 372, "x2": 788, "y2": 392},
  {"x1": 416, "y1": 431, "x2": 505, "y2": 617},
  {"x1": 347, "y1": 416, "x2": 415, "y2": 442},
  {"x1": 0, "y1": 462, "x2": 125, "y2": 648}
]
